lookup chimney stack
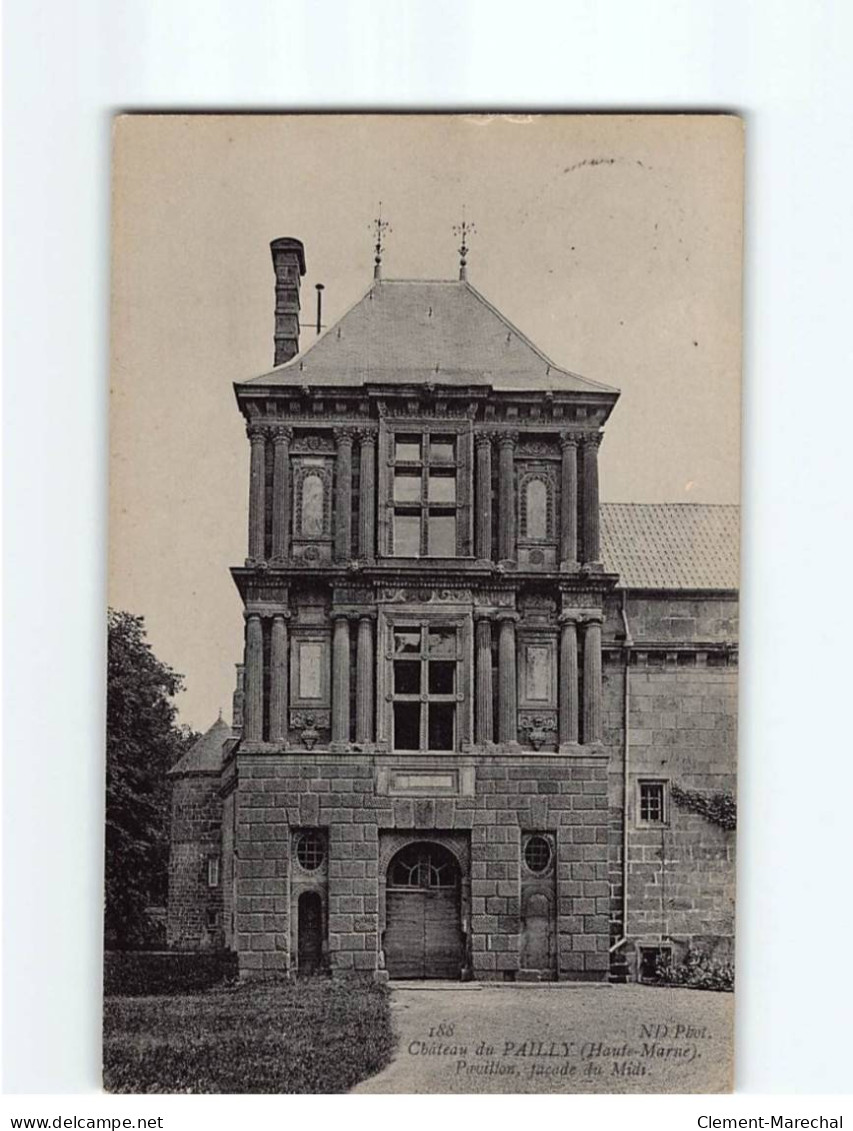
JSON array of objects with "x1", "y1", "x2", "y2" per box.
[{"x1": 270, "y1": 237, "x2": 306, "y2": 366}]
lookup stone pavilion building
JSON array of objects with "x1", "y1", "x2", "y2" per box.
[{"x1": 167, "y1": 236, "x2": 739, "y2": 983}]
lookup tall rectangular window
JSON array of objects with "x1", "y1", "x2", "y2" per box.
[
  {"x1": 391, "y1": 435, "x2": 457, "y2": 556},
  {"x1": 391, "y1": 624, "x2": 460, "y2": 751}
]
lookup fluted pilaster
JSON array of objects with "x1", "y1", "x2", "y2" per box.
[
  {"x1": 474, "y1": 614, "x2": 494, "y2": 745},
  {"x1": 496, "y1": 612, "x2": 519, "y2": 746},
  {"x1": 243, "y1": 613, "x2": 264, "y2": 742},
  {"x1": 334, "y1": 429, "x2": 354, "y2": 561},
  {"x1": 247, "y1": 426, "x2": 267, "y2": 563},
  {"x1": 558, "y1": 614, "x2": 579, "y2": 747},
  {"x1": 581, "y1": 433, "x2": 602, "y2": 566},
  {"x1": 331, "y1": 614, "x2": 351, "y2": 747},
  {"x1": 268, "y1": 613, "x2": 289, "y2": 743},
  {"x1": 357, "y1": 430, "x2": 376, "y2": 560},
  {"x1": 271, "y1": 427, "x2": 292, "y2": 562},
  {"x1": 560, "y1": 432, "x2": 579, "y2": 568},
  {"x1": 475, "y1": 433, "x2": 493, "y2": 560},
  {"x1": 355, "y1": 614, "x2": 375, "y2": 744},
  {"x1": 582, "y1": 616, "x2": 603, "y2": 744},
  {"x1": 497, "y1": 432, "x2": 518, "y2": 564}
]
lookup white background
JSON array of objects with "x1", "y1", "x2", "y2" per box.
[{"x1": 3, "y1": 0, "x2": 853, "y2": 1116}]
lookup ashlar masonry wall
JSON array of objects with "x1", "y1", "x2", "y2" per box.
[
  {"x1": 231, "y1": 751, "x2": 611, "y2": 981},
  {"x1": 602, "y1": 593, "x2": 738, "y2": 977}
]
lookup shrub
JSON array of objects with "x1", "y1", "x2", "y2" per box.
[
  {"x1": 657, "y1": 947, "x2": 734, "y2": 993},
  {"x1": 104, "y1": 950, "x2": 238, "y2": 996}
]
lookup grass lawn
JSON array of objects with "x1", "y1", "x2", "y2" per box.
[{"x1": 103, "y1": 977, "x2": 395, "y2": 1094}]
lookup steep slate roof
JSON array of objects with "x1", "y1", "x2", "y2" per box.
[
  {"x1": 243, "y1": 279, "x2": 618, "y2": 394},
  {"x1": 600, "y1": 503, "x2": 740, "y2": 590},
  {"x1": 168, "y1": 717, "x2": 231, "y2": 776}
]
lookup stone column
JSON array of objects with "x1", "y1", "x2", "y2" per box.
[
  {"x1": 355, "y1": 614, "x2": 375, "y2": 744},
  {"x1": 559, "y1": 432, "x2": 579, "y2": 569},
  {"x1": 497, "y1": 432, "x2": 518, "y2": 564},
  {"x1": 247, "y1": 425, "x2": 267, "y2": 564},
  {"x1": 475, "y1": 433, "x2": 493, "y2": 560},
  {"x1": 271, "y1": 427, "x2": 292, "y2": 563},
  {"x1": 582, "y1": 615, "x2": 603, "y2": 744},
  {"x1": 334, "y1": 429, "x2": 354, "y2": 562},
  {"x1": 243, "y1": 613, "x2": 264, "y2": 742},
  {"x1": 268, "y1": 613, "x2": 289, "y2": 743},
  {"x1": 331, "y1": 614, "x2": 351, "y2": 748},
  {"x1": 558, "y1": 614, "x2": 579, "y2": 747},
  {"x1": 496, "y1": 612, "x2": 519, "y2": 746},
  {"x1": 581, "y1": 433, "x2": 602, "y2": 566},
  {"x1": 358, "y1": 430, "x2": 376, "y2": 561},
  {"x1": 474, "y1": 614, "x2": 494, "y2": 745}
]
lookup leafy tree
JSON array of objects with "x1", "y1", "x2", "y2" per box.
[{"x1": 105, "y1": 609, "x2": 197, "y2": 948}]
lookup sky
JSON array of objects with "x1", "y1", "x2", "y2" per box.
[{"x1": 109, "y1": 114, "x2": 743, "y2": 730}]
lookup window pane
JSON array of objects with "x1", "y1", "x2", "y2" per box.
[
  {"x1": 428, "y1": 472, "x2": 456, "y2": 503},
  {"x1": 525, "y1": 479, "x2": 548, "y2": 539},
  {"x1": 428, "y1": 627, "x2": 456, "y2": 656},
  {"x1": 430, "y1": 437, "x2": 455, "y2": 462},
  {"x1": 428, "y1": 661, "x2": 455, "y2": 694},
  {"x1": 394, "y1": 660, "x2": 421, "y2": 694},
  {"x1": 394, "y1": 471, "x2": 421, "y2": 503},
  {"x1": 394, "y1": 703, "x2": 421, "y2": 750},
  {"x1": 394, "y1": 512, "x2": 421, "y2": 556},
  {"x1": 394, "y1": 629, "x2": 421, "y2": 654},
  {"x1": 428, "y1": 703, "x2": 455, "y2": 750},
  {"x1": 395, "y1": 436, "x2": 421, "y2": 462},
  {"x1": 428, "y1": 513, "x2": 456, "y2": 556}
]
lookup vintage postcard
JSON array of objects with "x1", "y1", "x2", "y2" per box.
[{"x1": 105, "y1": 113, "x2": 743, "y2": 1093}]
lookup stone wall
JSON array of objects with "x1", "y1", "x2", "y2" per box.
[
  {"x1": 167, "y1": 774, "x2": 225, "y2": 950},
  {"x1": 231, "y1": 752, "x2": 610, "y2": 980},
  {"x1": 602, "y1": 592, "x2": 738, "y2": 976}
]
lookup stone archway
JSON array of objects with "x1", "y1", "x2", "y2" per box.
[{"x1": 383, "y1": 841, "x2": 466, "y2": 980}]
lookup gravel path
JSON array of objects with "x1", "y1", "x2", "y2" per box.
[{"x1": 354, "y1": 982, "x2": 733, "y2": 1094}]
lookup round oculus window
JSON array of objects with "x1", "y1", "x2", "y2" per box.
[
  {"x1": 524, "y1": 835, "x2": 552, "y2": 874},
  {"x1": 296, "y1": 832, "x2": 326, "y2": 871}
]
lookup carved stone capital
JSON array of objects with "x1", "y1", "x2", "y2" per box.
[
  {"x1": 494, "y1": 610, "x2": 520, "y2": 624},
  {"x1": 475, "y1": 431, "x2": 494, "y2": 450},
  {"x1": 497, "y1": 430, "x2": 519, "y2": 449},
  {"x1": 247, "y1": 424, "x2": 268, "y2": 443},
  {"x1": 334, "y1": 426, "x2": 357, "y2": 446},
  {"x1": 271, "y1": 425, "x2": 294, "y2": 445},
  {"x1": 559, "y1": 430, "x2": 582, "y2": 450},
  {"x1": 354, "y1": 426, "x2": 378, "y2": 444},
  {"x1": 580, "y1": 431, "x2": 603, "y2": 449}
]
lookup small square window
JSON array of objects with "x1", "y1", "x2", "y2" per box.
[
  {"x1": 428, "y1": 472, "x2": 456, "y2": 503},
  {"x1": 394, "y1": 471, "x2": 422, "y2": 503},
  {"x1": 639, "y1": 781, "x2": 666, "y2": 824},
  {"x1": 207, "y1": 857, "x2": 220, "y2": 887},
  {"x1": 639, "y1": 945, "x2": 671, "y2": 983},
  {"x1": 395, "y1": 436, "x2": 421, "y2": 462},
  {"x1": 394, "y1": 628, "x2": 421, "y2": 654},
  {"x1": 394, "y1": 660, "x2": 421, "y2": 694},
  {"x1": 429, "y1": 437, "x2": 455, "y2": 462}
]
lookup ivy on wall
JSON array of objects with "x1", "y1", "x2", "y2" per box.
[{"x1": 670, "y1": 784, "x2": 737, "y2": 831}]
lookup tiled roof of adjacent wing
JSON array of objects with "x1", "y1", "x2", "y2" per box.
[
  {"x1": 168, "y1": 717, "x2": 232, "y2": 776},
  {"x1": 600, "y1": 503, "x2": 740, "y2": 590},
  {"x1": 242, "y1": 279, "x2": 618, "y2": 394}
]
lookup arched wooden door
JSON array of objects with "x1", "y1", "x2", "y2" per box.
[
  {"x1": 297, "y1": 891, "x2": 324, "y2": 975},
  {"x1": 384, "y1": 843, "x2": 464, "y2": 980}
]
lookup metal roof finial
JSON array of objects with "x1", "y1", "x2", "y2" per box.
[
  {"x1": 370, "y1": 202, "x2": 391, "y2": 280},
  {"x1": 453, "y1": 206, "x2": 476, "y2": 281}
]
